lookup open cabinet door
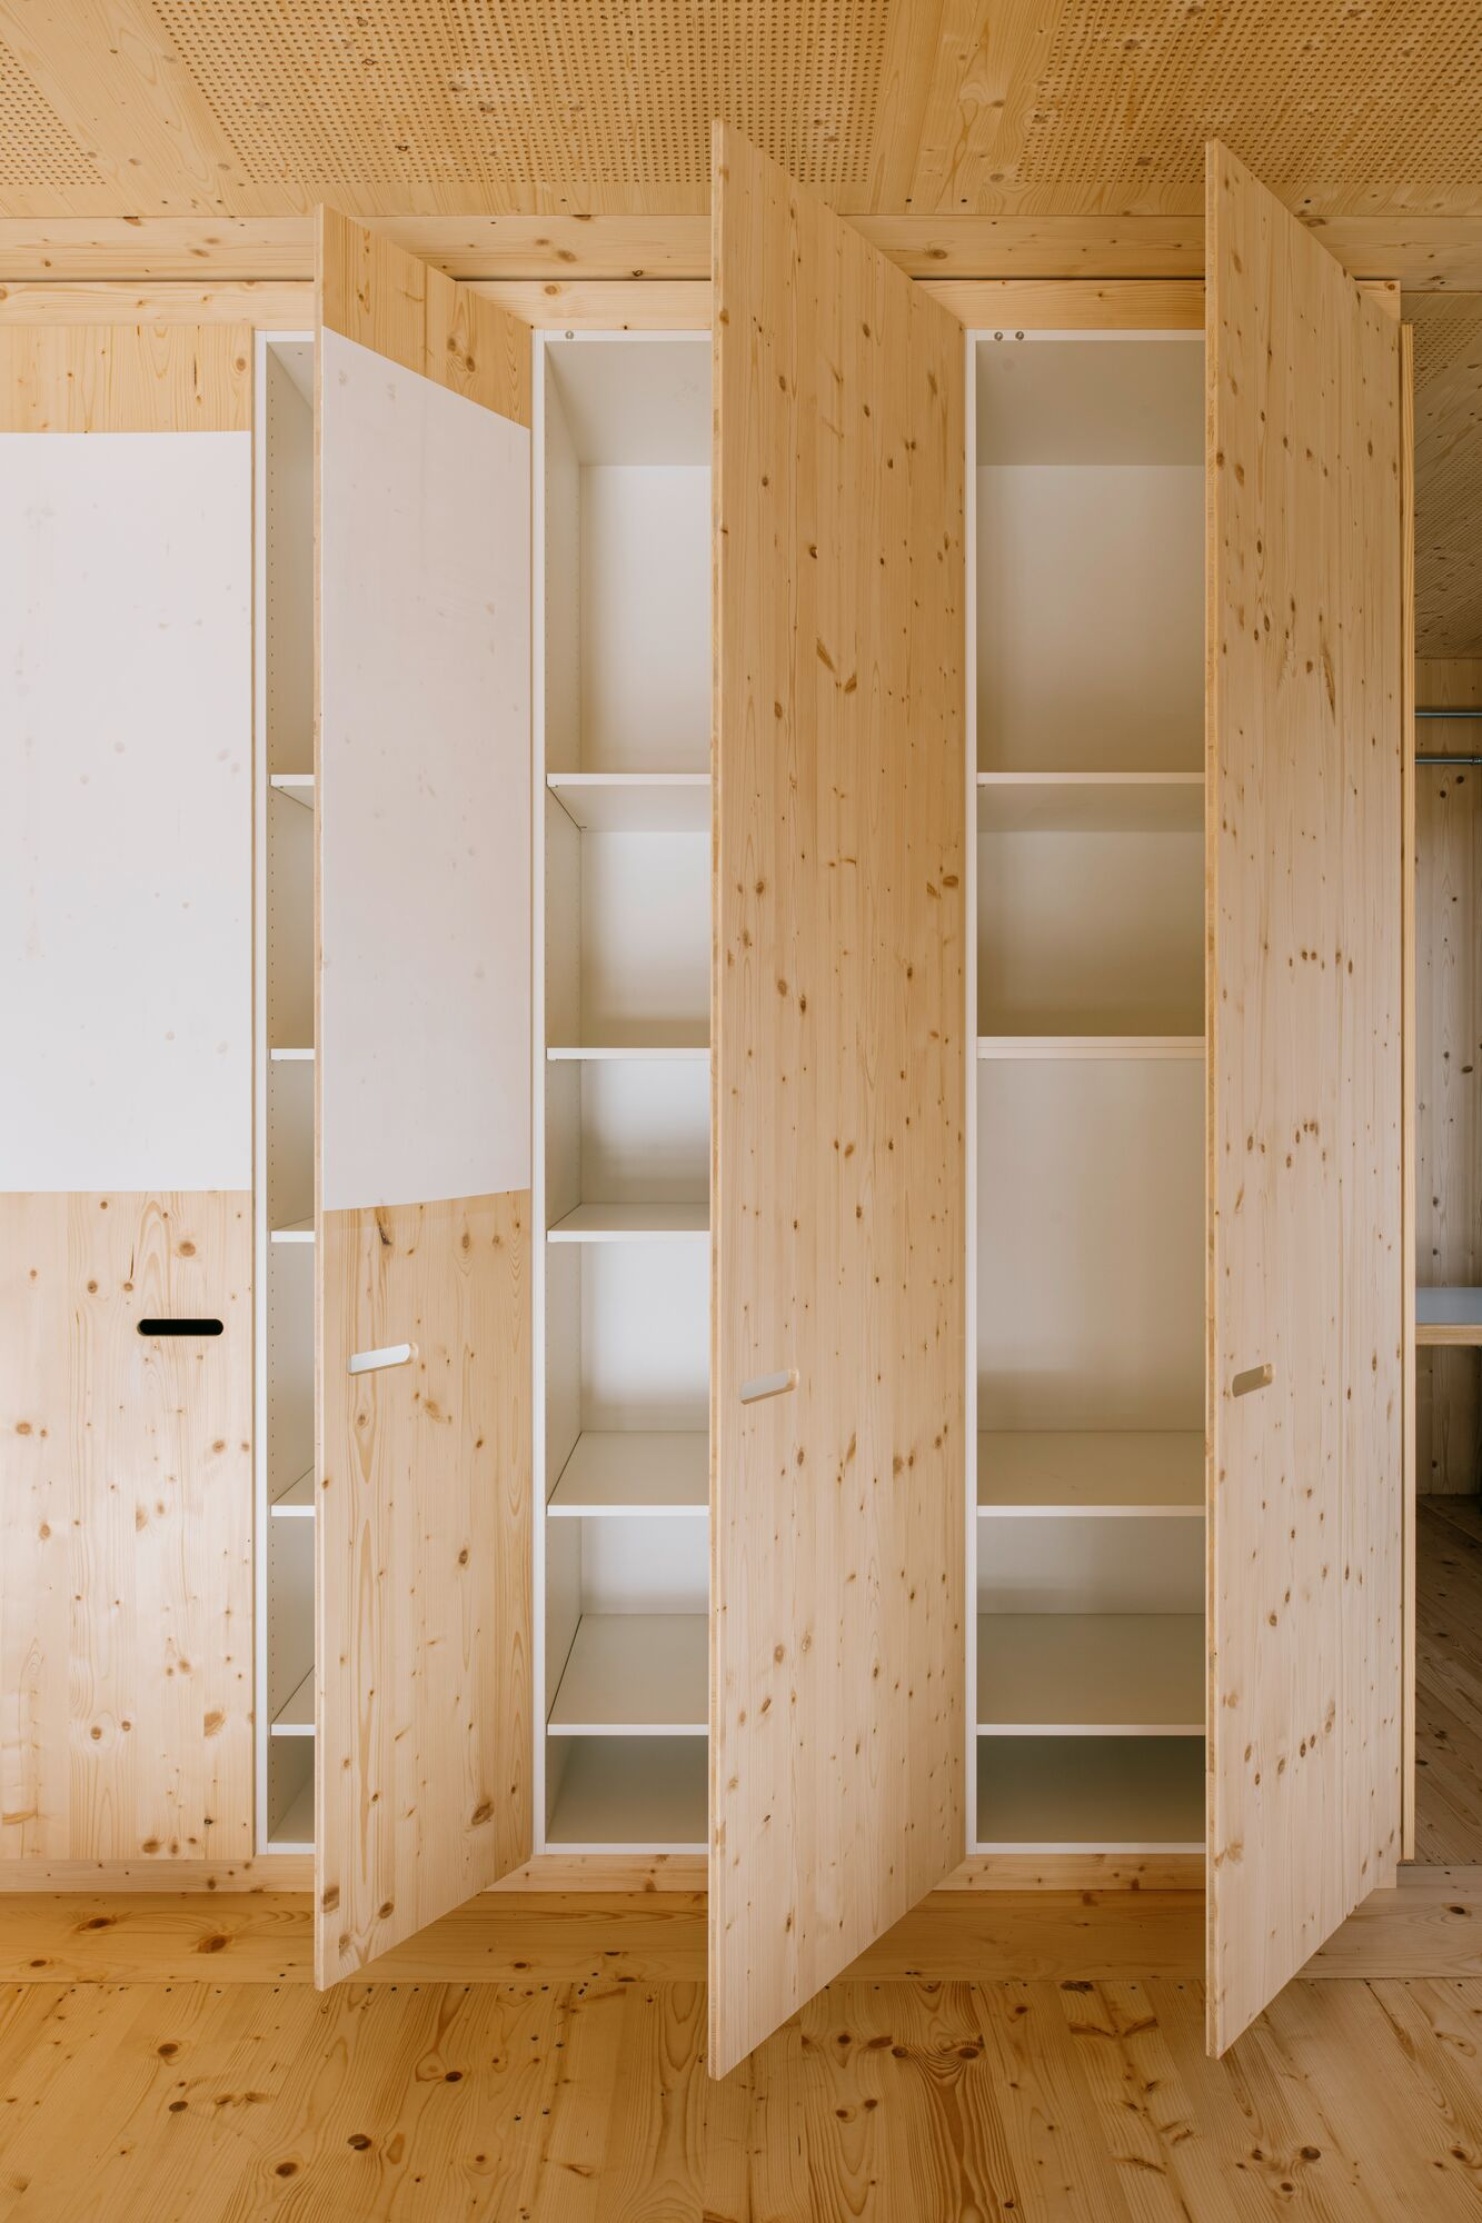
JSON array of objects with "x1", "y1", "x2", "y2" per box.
[
  {"x1": 315, "y1": 212, "x2": 532, "y2": 1984},
  {"x1": 1207, "y1": 146, "x2": 1406, "y2": 2052},
  {"x1": 710, "y1": 129, "x2": 967, "y2": 2076}
]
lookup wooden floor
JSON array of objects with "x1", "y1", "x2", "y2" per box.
[
  {"x1": 1418, "y1": 1495, "x2": 1482, "y2": 1862},
  {"x1": 4, "y1": 1974, "x2": 1482, "y2": 2218}
]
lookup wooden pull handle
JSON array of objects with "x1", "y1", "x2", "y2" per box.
[
  {"x1": 1232, "y1": 1362, "x2": 1274, "y2": 1398},
  {"x1": 740, "y1": 1368, "x2": 798, "y2": 1405},
  {"x1": 349, "y1": 1341, "x2": 416, "y2": 1376}
]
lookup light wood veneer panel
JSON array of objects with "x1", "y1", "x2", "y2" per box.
[
  {"x1": 316, "y1": 1192, "x2": 531, "y2": 1984},
  {"x1": 710, "y1": 127, "x2": 967, "y2": 2075},
  {"x1": 1206, "y1": 145, "x2": 1405, "y2": 2052},
  {"x1": 0, "y1": 1191, "x2": 253, "y2": 1864},
  {"x1": 0, "y1": 322, "x2": 249, "y2": 430}
]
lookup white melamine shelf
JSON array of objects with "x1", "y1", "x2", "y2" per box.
[
  {"x1": 270, "y1": 1218, "x2": 315, "y2": 1243},
  {"x1": 269, "y1": 1046, "x2": 315, "y2": 1062},
  {"x1": 269, "y1": 1780, "x2": 315, "y2": 1850},
  {"x1": 271, "y1": 1670, "x2": 315, "y2": 1737},
  {"x1": 548, "y1": 1432, "x2": 708, "y2": 1516},
  {"x1": 547, "y1": 1044, "x2": 710, "y2": 1062},
  {"x1": 976, "y1": 1614, "x2": 1204, "y2": 1735},
  {"x1": 270, "y1": 772, "x2": 315, "y2": 808},
  {"x1": 978, "y1": 1035, "x2": 1204, "y2": 1061},
  {"x1": 978, "y1": 1432, "x2": 1204, "y2": 1516},
  {"x1": 976, "y1": 772, "x2": 1203, "y2": 834},
  {"x1": 1416, "y1": 1288, "x2": 1482, "y2": 1346},
  {"x1": 976, "y1": 1736, "x2": 1204, "y2": 1852},
  {"x1": 546, "y1": 1738, "x2": 707, "y2": 1851},
  {"x1": 549, "y1": 1614, "x2": 708, "y2": 1735},
  {"x1": 271, "y1": 1469, "x2": 315, "y2": 1517},
  {"x1": 547, "y1": 772, "x2": 710, "y2": 833},
  {"x1": 548, "y1": 1202, "x2": 709, "y2": 1242}
]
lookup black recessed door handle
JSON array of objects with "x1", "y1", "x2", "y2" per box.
[{"x1": 137, "y1": 1318, "x2": 224, "y2": 1337}]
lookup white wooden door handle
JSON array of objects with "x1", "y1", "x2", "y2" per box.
[
  {"x1": 349, "y1": 1340, "x2": 416, "y2": 1376},
  {"x1": 740, "y1": 1368, "x2": 798, "y2": 1405},
  {"x1": 1231, "y1": 1361, "x2": 1273, "y2": 1398}
]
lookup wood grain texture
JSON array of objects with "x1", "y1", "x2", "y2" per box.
[
  {"x1": 1413, "y1": 1498, "x2": 1482, "y2": 1864},
  {"x1": 316, "y1": 1193, "x2": 532, "y2": 1985},
  {"x1": 318, "y1": 207, "x2": 530, "y2": 428},
  {"x1": 0, "y1": 1192, "x2": 253, "y2": 1866},
  {"x1": 710, "y1": 127, "x2": 966, "y2": 2076},
  {"x1": 0, "y1": 281, "x2": 311, "y2": 326},
  {"x1": 1206, "y1": 145, "x2": 1406, "y2": 2053},
  {"x1": 4, "y1": 1973, "x2": 1482, "y2": 2215},
  {"x1": 1402, "y1": 334, "x2": 1416, "y2": 1865},
  {"x1": 0, "y1": 319, "x2": 249, "y2": 430}
]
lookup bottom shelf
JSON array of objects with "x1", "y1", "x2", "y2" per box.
[
  {"x1": 546, "y1": 1735, "x2": 707, "y2": 1852},
  {"x1": 269, "y1": 1777, "x2": 315, "y2": 1852},
  {"x1": 976, "y1": 1735, "x2": 1204, "y2": 1852}
]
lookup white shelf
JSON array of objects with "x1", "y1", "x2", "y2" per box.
[
  {"x1": 547, "y1": 1043, "x2": 710, "y2": 1062},
  {"x1": 271, "y1": 1670, "x2": 315, "y2": 1737},
  {"x1": 548, "y1": 1432, "x2": 708, "y2": 1516},
  {"x1": 547, "y1": 772, "x2": 710, "y2": 833},
  {"x1": 976, "y1": 1614, "x2": 1204, "y2": 1735},
  {"x1": 976, "y1": 1736, "x2": 1204, "y2": 1852},
  {"x1": 270, "y1": 1218, "x2": 315, "y2": 1243},
  {"x1": 978, "y1": 1035, "x2": 1204, "y2": 1061},
  {"x1": 270, "y1": 772, "x2": 315, "y2": 809},
  {"x1": 978, "y1": 1432, "x2": 1203, "y2": 1516},
  {"x1": 546, "y1": 1737, "x2": 707, "y2": 1851},
  {"x1": 977, "y1": 772, "x2": 1203, "y2": 835},
  {"x1": 548, "y1": 1202, "x2": 708, "y2": 1243},
  {"x1": 271, "y1": 1469, "x2": 315, "y2": 1517},
  {"x1": 269, "y1": 1778, "x2": 315, "y2": 1849},
  {"x1": 269, "y1": 1045, "x2": 315, "y2": 1062},
  {"x1": 1416, "y1": 1287, "x2": 1482, "y2": 1346},
  {"x1": 549, "y1": 1614, "x2": 708, "y2": 1735}
]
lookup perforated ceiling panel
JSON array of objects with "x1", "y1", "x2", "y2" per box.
[
  {"x1": 1411, "y1": 294, "x2": 1482, "y2": 660},
  {"x1": 152, "y1": 0, "x2": 894, "y2": 187},
  {"x1": 0, "y1": 39, "x2": 102, "y2": 189},
  {"x1": 1015, "y1": 2, "x2": 1482, "y2": 186}
]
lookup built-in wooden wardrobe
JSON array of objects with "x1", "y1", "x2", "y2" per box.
[{"x1": 0, "y1": 135, "x2": 1407, "y2": 2077}]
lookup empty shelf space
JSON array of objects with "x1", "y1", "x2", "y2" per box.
[
  {"x1": 549, "y1": 1614, "x2": 707, "y2": 1734},
  {"x1": 979, "y1": 1035, "x2": 1204, "y2": 1061},
  {"x1": 548, "y1": 1202, "x2": 708, "y2": 1242},
  {"x1": 978, "y1": 1432, "x2": 1204, "y2": 1516},
  {"x1": 547, "y1": 1042, "x2": 709, "y2": 1062},
  {"x1": 976, "y1": 1736, "x2": 1205, "y2": 1851},
  {"x1": 977, "y1": 772, "x2": 1203, "y2": 834},
  {"x1": 270, "y1": 772, "x2": 315, "y2": 808},
  {"x1": 270, "y1": 1469, "x2": 315, "y2": 1517},
  {"x1": 269, "y1": 1046, "x2": 315, "y2": 1062},
  {"x1": 271, "y1": 1670, "x2": 315, "y2": 1737},
  {"x1": 547, "y1": 772, "x2": 709, "y2": 832},
  {"x1": 977, "y1": 1614, "x2": 1204, "y2": 1735},
  {"x1": 270, "y1": 1218, "x2": 315, "y2": 1243},
  {"x1": 1417, "y1": 1288, "x2": 1482, "y2": 1346},
  {"x1": 548, "y1": 1432, "x2": 708, "y2": 1516},
  {"x1": 269, "y1": 1779, "x2": 315, "y2": 1849},
  {"x1": 546, "y1": 1736, "x2": 707, "y2": 1851}
]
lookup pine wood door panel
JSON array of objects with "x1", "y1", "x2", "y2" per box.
[
  {"x1": 1206, "y1": 143, "x2": 1405, "y2": 2054},
  {"x1": 710, "y1": 128, "x2": 968, "y2": 2077},
  {"x1": 315, "y1": 213, "x2": 533, "y2": 1984}
]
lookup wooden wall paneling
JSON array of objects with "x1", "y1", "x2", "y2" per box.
[
  {"x1": 315, "y1": 211, "x2": 533, "y2": 1984},
  {"x1": 0, "y1": 321, "x2": 249, "y2": 430},
  {"x1": 0, "y1": 1193, "x2": 253, "y2": 1864},
  {"x1": 1206, "y1": 144, "x2": 1405, "y2": 2054},
  {"x1": 710, "y1": 126, "x2": 967, "y2": 2077},
  {"x1": 0, "y1": 283, "x2": 312, "y2": 329},
  {"x1": 1402, "y1": 326, "x2": 1416, "y2": 1864}
]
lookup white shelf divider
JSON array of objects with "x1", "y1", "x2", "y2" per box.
[
  {"x1": 548, "y1": 1432, "x2": 708, "y2": 1516},
  {"x1": 271, "y1": 1669, "x2": 315, "y2": 1737},
  {"x1": 547, "y1": 1043, "x2": 710, "y2": 1062},
  {"x1": 547, "y1": 771, "x2": 710, "y2": 833},
  {"x1": 269, "y1": 1045, "x2": 315, "y2": 1062},
  {"x1": 977, "y1": 1432, "x2": 1204, "y2": 1517},
  {"x1": 978, "y1": 1035, "x2": 1204, "y2": 1061},
  {"x1": 269, "y1": 772, "x2": 315, "y2": 809},
  {"x1": 270, "y1": 1469, "x2": 315, "y2": 1518},
  {"x1": 270, "y1": 1218, "x2": 315, "y2": 1244},
  {"x1": 548, "y1": 1202, "x2": 708, "y2": 1243},
  {"x1": 976, "y1": 1614, "x2": 1204, "y2": 1735},
  {"x1": 548, "y1": 1613, "x2": 707, "y2": 1734},
  {"x1": 976, "y1": 771, "x2": 1203, "y2": 835}
]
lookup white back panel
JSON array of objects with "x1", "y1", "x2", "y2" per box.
[
  {"x1": 0, "y1": 432, "x2": 251, "y2": 1189},
  {"x1": 319, "y1": 329, "x2": 531, "y2": 1211}
]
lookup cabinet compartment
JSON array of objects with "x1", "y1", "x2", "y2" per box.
[{"x1": 977, "y1": 1737, "x2": 1204, "y2": 1850}]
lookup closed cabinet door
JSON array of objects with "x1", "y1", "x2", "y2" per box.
[
  {"x1": 315, "y1": 213, "x2": 534, "y2": 1984},
  {"x1": 1206, "y1": 144, "x2": 1407, "y2": 2051},
  {"x1": 710, "y1": 128, "x2": 969, "y2": 2076}
]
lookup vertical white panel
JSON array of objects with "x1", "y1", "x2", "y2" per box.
[
  {"x1": 0, "y1": 433, "x2": 252, "y2": 1189},
  {"x1": 319, "y1": 329, "x2": 531, "y2": 1212}
]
